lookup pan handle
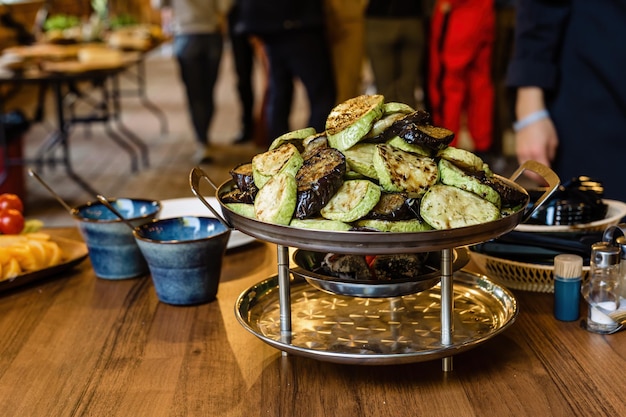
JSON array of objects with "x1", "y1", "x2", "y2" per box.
[{"x1": 509, "y1": 160, "x2": 561, "y2": 223}]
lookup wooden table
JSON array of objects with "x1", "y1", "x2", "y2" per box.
[{"x1": 0, "y1": 228, "x2": 624, "y2": 416}]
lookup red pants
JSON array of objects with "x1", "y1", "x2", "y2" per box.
[{"x1": 428, "y1": 0, "x2": 495, "y2": 152}]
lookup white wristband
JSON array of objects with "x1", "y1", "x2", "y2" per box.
[{"x1": 513, "y1": 109, "x2": 549, "y2": 132}]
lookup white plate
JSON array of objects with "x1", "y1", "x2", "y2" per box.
[
  {"x1": 158, "y1": 197, "x2": 256, "y2": 249},
  {"x1": 515, "y1": 199, "x2": 626, "y2": 233}
]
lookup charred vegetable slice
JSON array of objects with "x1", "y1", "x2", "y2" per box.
[
  {"x1": 438, "y1": 159, "x2": 501, "y2": 208},
  {"x1": 295, "y1": 147, "x2": 346, "y2": 219},
  {"x1": 320, "y1": 179, "x2": 381, "y2": 222},
  {"x1": 252, "y1": 143, "x2": 303, "y2": 188},
  {"x1": 290, "y1": 218, "x2": 352, "y2": 231},
  {"x1": 363, "y1": 112, "x2": 405, "y2": 141},
  {"x1": 302, "y1": 132, "x2": 328, "y2": 160},
  {"x1": 268, "y1": 127, "x2": 317, "y2": 151},
  {"x1": 225, "y1": 203, "x2": 255, "y2": 218},
  {"x1": 229, "y1": 162, "x2": 258, "y2": 193},
  {"x1": 321, "y1": 253, "x2": 373, "y2": 280},
  {"x1": 371, "y1": 254, "x2": 427, "y2": 280},
  {"x1": 373, "y1": 144, "x2": 438, "y2": 198},
  {"x1": 420, "y1": 184, "x2": 500, "y2": 229},
  {"x1": 363, "y1": 192, "x2": 414, "y2": 220},
  {"x1": 220, "y1": 188, "x2": 256, "y2": 204},
  {"x1": 482, "y1": 176, "x2": 528, "y2": 209},
  {"x1": 438, "y1": 146, "x2": 491, "y2": 175},
  {"x1": 383, "y1": 102, "x2": 415, "y2": 115},
  {"x1": 343, "y1": 143, "x2": 378, "y2": 180},
  {"x1": 387, "y1": 110, "x2": 454, "y2": 150},
  {"x1": 386, "y1": 136, "x2": 431, "y2": 157},
  {"x1": 254, "y1": 172, "x2": 297, "y2": 225},
  {"x1": 326, "y1": 94, "x2": 385, "y2": 151}
]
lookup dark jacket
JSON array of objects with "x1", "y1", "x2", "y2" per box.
[
  {"x1": 234, "y1": 0, "x2": 325, "y2": 35},
  {"x1": 366, "y1": 0, "x2": 423, "y2": 17}
]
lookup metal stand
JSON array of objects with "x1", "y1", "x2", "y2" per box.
[{"x1": 275, "y1": 245, "x2": 456, "y2": 369}]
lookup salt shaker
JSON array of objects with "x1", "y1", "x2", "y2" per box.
[
  {"x1": 554, "y1": 254, "x2": 583, "y2": 321},
  {"x1": 581, "y1": 242, "x2": 621, "y2": 333}
]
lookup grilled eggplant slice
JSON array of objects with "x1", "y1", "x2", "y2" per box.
[
  {"x1": 420, "y1": 184, "x2": 500, "y2": 229},
  {"x1": 343, "y1": 143, "x2": 378, "y2": 180},
  {"x1": 438, "y1": 159, "x2": 501, "y2": 208},
  {"x1": 386, "y1": 110, "x2": 454, "y2": 150},
  {"x1": 268, "y1": 127, "x2": 316, "y2": 152},
  {"x1": 386, "y1": 136, "x2": 431, "y2": 157},
  {"x1": 373, "y1": 144, "x2": 438, "y2": 198},
  {"x1": 320, "y1": 179, "x2": 381, "y2": 222},
  {"x1": 326, "y1": 94, "x2": 385, "y2": 151},
  {"x1": 353, "y1": 218, "x2": 433, "y2": 232},
  {"x1": 252, "y1": 143, "x2": 303, "y2": 188},
  {"x1": 295, "y1": 147, "x2": 346, "y2": 219},
  {"x1": 254, "y1": 172, "x2": 297, "y2": 225},
  {"x1": 290, "y1": 218, "x2": 352, "y2": 231},
  {"x1": 302, "y1": 132, "x2": 329, "y2": 160},
  {"x1": 220, "y1": 188, "x2": 257, "y2": 204},
  {"x1": 229, "y1": 162, "x2": 258, "y2": 193},
  {"x1": 363, "y1": 192, "x2": 414, "y2": 220},
  {"x1": 482, "y1": 176, "x2": 528, "y2": 209}
]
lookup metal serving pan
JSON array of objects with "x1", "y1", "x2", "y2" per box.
[
  {"x1": 216, "y1": 161, "x2": 559, "y2": 255},
  {"x1": 235, "y1": 270, "x2": 518, "y2": 365},
  {"x1": 291, "y1": 248, "x2": 469, "y2": 298}
]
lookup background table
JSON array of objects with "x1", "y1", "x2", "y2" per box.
[{"x1": 0, "y1": 228, "x2": 624, "y2": 416}]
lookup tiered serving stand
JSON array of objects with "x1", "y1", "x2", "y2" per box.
[{"x1": 214, "y1": 161, "x2": 559, "y2": 371}]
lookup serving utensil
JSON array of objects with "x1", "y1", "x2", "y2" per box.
[
  {"x1": 95, "y1": 195, "x2": 139, "y2": 232},
  {"x1": 28, "y1": 169, "x2": 76, "y2": 215}
]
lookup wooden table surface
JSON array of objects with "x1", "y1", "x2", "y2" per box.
[{"x1": 0, "y1": 228, "x2": 624, "y2": 417}]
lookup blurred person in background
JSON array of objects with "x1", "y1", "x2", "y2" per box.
[
  {"x1": 428, "y1": 0, "x2": 495, "y2": 155},
  {"x1": 506, "y1": 0, "x2": 626, "y2": 202},
  {"x1": 235, "y1": 0, "x2": 336, "y2": 144},
  {"x1": 365, "y1": 0, "x2": 426, "y2": 108},
  {"x1": 228, "y1": 0, "x2": 256, "y2": 144},
  {"x1": 324, "y1": 0, "x2": 368, "y2": 104},
  {"x1": 151, "y1": 0, "x2": 232, "y2": 164}
]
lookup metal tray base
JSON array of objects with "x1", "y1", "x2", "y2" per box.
[{"x1": 235, "y1": 270, "x2": 518, "y2": 365}]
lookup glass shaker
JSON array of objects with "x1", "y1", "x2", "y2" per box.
[
  {"x1": 618, "y1": 236, "x2": 626, "y2": 304},
  {"x1": 581, "y1": 242, "x2": 621, "y2": 333}
]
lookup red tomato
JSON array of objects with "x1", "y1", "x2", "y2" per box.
[
  {"x1": 365, "y1": 255, "x2": 377, "y2": 267},
  {"x1": 0, "y1": 193, "x2": 24, "y2": 213},
  {"x1": 0, "y1": 208, "x2": 25, "y2": 234}
]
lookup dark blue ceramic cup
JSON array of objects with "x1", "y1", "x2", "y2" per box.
[
  {"x1": 133, "y1": 216, "x2": 231, "y2": 305},
  {"x1": 73, "y1": 198, "x2": 161, "y2": 279}
]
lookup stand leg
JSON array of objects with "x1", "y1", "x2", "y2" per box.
[
  {"x1": 440, "y1": 248, "x2": 454, "y2": 371},
  {"x1": 277, "y1": 245, "x2": 292, "y2": 356}
]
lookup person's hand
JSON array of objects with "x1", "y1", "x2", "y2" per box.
[{"x1": 515, "y1": 117, "x2": 558, "y2": 185}]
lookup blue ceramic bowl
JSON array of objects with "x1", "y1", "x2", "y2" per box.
[
  {"x1": 73, "y1": 198, "x2": 161, "y2": 279},
  {"x1": 133, "y1": 216, "x2": 231, "y2": 305}
]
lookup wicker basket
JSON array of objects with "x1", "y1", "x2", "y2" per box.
[{"x1": 470, "y1": 251, "x2": 590, "y2": 293}]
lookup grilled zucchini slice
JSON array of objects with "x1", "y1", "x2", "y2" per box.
[
  {"x1": 225, "y1": 203, "x2": 255, "y2": 218},
  {"x1": 320, "y1": 179, "x2": 381, "y2": 222},
  {"x1": 343, "y1": 143, "x2": 378, "y2": 180},
  {"x1": 383, "y1": 102, "x2": 415, "y2": 116},
  {"x1": 268, "y1": 127, "x2": 317, "y2": 151},
  {"x1": 373, "y1": 144, "x2": 438, "y2": 198},
  {"x1": 326, "y1": 94, "x2": 385, "y2": 151},
  {"x1": 353, "y1": 219, "x2": 433, "y2": 232},
  {"x1": 254, "y1": 172, "x2": 297, "y2": 225},
  {"x1": 438, "y1": 146, "x2": 492, "y2": 175},
  {"x1": 252, "y1": 143, "x2": 304, "y2": 188},
  {"x1": 420, "y1": 184, "x2": 500, "y2": 229},
  {"x1": 386, "y1": 136, "x2": 431, "y2": 157},
  {"x1": 290, "y1": 218, "x2": 352, "y2": 231},
  {"x1": 295, "y1": 147, "x2": 346, "y2": 219},
  {"x1": 438, "y1": 159, "x2": 501, "y2": 208}
]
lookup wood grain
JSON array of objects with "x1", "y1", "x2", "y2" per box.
[{"x1": 0, "y1": 228, "x2": 624, "y2": 416}]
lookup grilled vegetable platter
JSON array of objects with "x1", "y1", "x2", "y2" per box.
[{"x1": 216, "y1": 95, "x2": 560, "y2": 254}]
